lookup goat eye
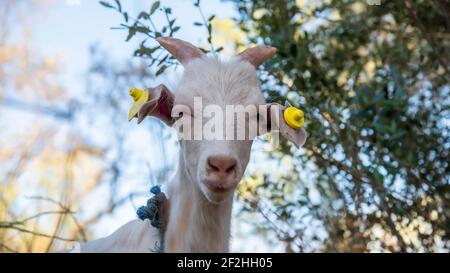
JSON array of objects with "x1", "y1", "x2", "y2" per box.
[
  {"x1": 177, "y1": 111, "x2": 193, "y2": 119},
  {"x1": 174, "y1": 111, "x2": 184, "y2": 120}
]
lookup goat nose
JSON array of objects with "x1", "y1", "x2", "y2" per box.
[{"x1": 207, "y1": 156, "x2": 237, "y2": 175}]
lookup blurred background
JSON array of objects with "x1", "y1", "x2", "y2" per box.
[{"x1": 0, "y1": 0, "x2": 448, "y2": 253}]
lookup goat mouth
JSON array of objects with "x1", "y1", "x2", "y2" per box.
[{"x1": 202, "y1": 180, "x2": 233, "y2": 193}]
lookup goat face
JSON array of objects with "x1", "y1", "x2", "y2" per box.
[
  {"x1": 136, "y1": 38, "x2": 306, "y2": 204},
  {"x1": 174, "y1": 57, "x2": 265, "y2": 203}
]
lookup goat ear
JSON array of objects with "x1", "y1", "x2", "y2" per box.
[
  {"x1": 264, "y1": 104, "x2": 307, "y2": 148},
  {"x1": 238, "y1": 45, "x2": 277, "y2": 68},
  {"x1": 278, "y1": 116, "x2": 307, "y2": 148},
  {"x1": 157, "y1": 37, "x2": 204, "y2": 65},
  {"x1": 136, "y1": 84, "x2": 175, "y2": 126}
]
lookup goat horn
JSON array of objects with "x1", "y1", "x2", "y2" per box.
[
  {"x1": 157, "y1": 37, "x2": 204, "y2": 65},
  {"x1": 238, "y1": 45, "x2": 277, "y2": 68}
]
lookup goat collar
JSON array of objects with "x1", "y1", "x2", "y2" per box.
[{"x1": 136, "y1": 185, "x2": 169, "y2": 253}]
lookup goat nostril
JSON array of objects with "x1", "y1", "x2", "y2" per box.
[
  {"x1": 207, "y1": 159, "x2": 219, "y2": 172},
  {"x1": 207, "y1": 156, "x2": 237, "y2": 175},
  {"x1": 226, "y1": 164, "x2": 236, "y2": 173},
  {"x1": 208, "y1": 162, "x2": 220, "y2": 172}
]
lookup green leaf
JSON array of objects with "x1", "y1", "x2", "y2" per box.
[
  {"x1": 208, "y1": 15, "x2": 216, "y2": 21},
  {"x1": 150, "y1": 1, "x2": 160, "y2": 15},
  {"x1": 134, "y1": 46, "x2": 157, "y2": 57},
  {"x1": 135, "y1": 26, "x2": 151, "y2": 34},
  {"x1": 114, "y1": 0, "x2": 121, "y2": 12},
  {"x1": 126, "y1": 27, "x2": 137, "y2": 41},
  {"x1": 157, "y1": 55, "x2": 169, "y2": 66},
  {"x1": 99, "y1": 1, "x2": 114, "y2": 9},
  {"x1": 138, "y1": 12, "x2": 150, "y2": 20},
  {"x1": 193, "y1": 22, "x2": 203, "y2": 26},
  {"x1": 156, "y1": 65, "x2": 167, "y2": 76},
  {"x1": 123, "y1": 12, "x2": 128, "y2": 22}
]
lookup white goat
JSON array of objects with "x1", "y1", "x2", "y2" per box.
[{"x1": 76, "y1": 37, "x2": 306, "y2": 253}]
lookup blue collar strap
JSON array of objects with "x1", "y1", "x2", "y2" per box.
[{"x1": 136, "y1": 185, "x2": 167, "y2": 252}]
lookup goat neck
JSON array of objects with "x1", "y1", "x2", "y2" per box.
[{"x1": 164, "y1": 152, "x2": 233, "y2": 252}]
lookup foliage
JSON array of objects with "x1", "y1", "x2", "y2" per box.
[
  {"x1": 100, "y1": 0, "x2": 180, "y2": 76},
  {"x1": 101, "y1": 0, "x2": 226, "y2": 73},
  {"x1": 230, "y1": 0, "x2": 450, "y2": 252}
]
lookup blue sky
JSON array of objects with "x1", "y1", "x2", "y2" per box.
[{"x1": 29, "y1": 0, "x2": 236, "y2": 97}]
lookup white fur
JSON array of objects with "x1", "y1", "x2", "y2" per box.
[{"x1": 77, "y1": 56, "x2": 264, "y2": 253}]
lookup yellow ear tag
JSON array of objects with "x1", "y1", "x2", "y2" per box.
[
  {"x1": 283, "y1": 106, "x2": 305, "y2": 129},
  {"x1": 128, "y1": 88, "x2": 150, "y2": 122}
]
